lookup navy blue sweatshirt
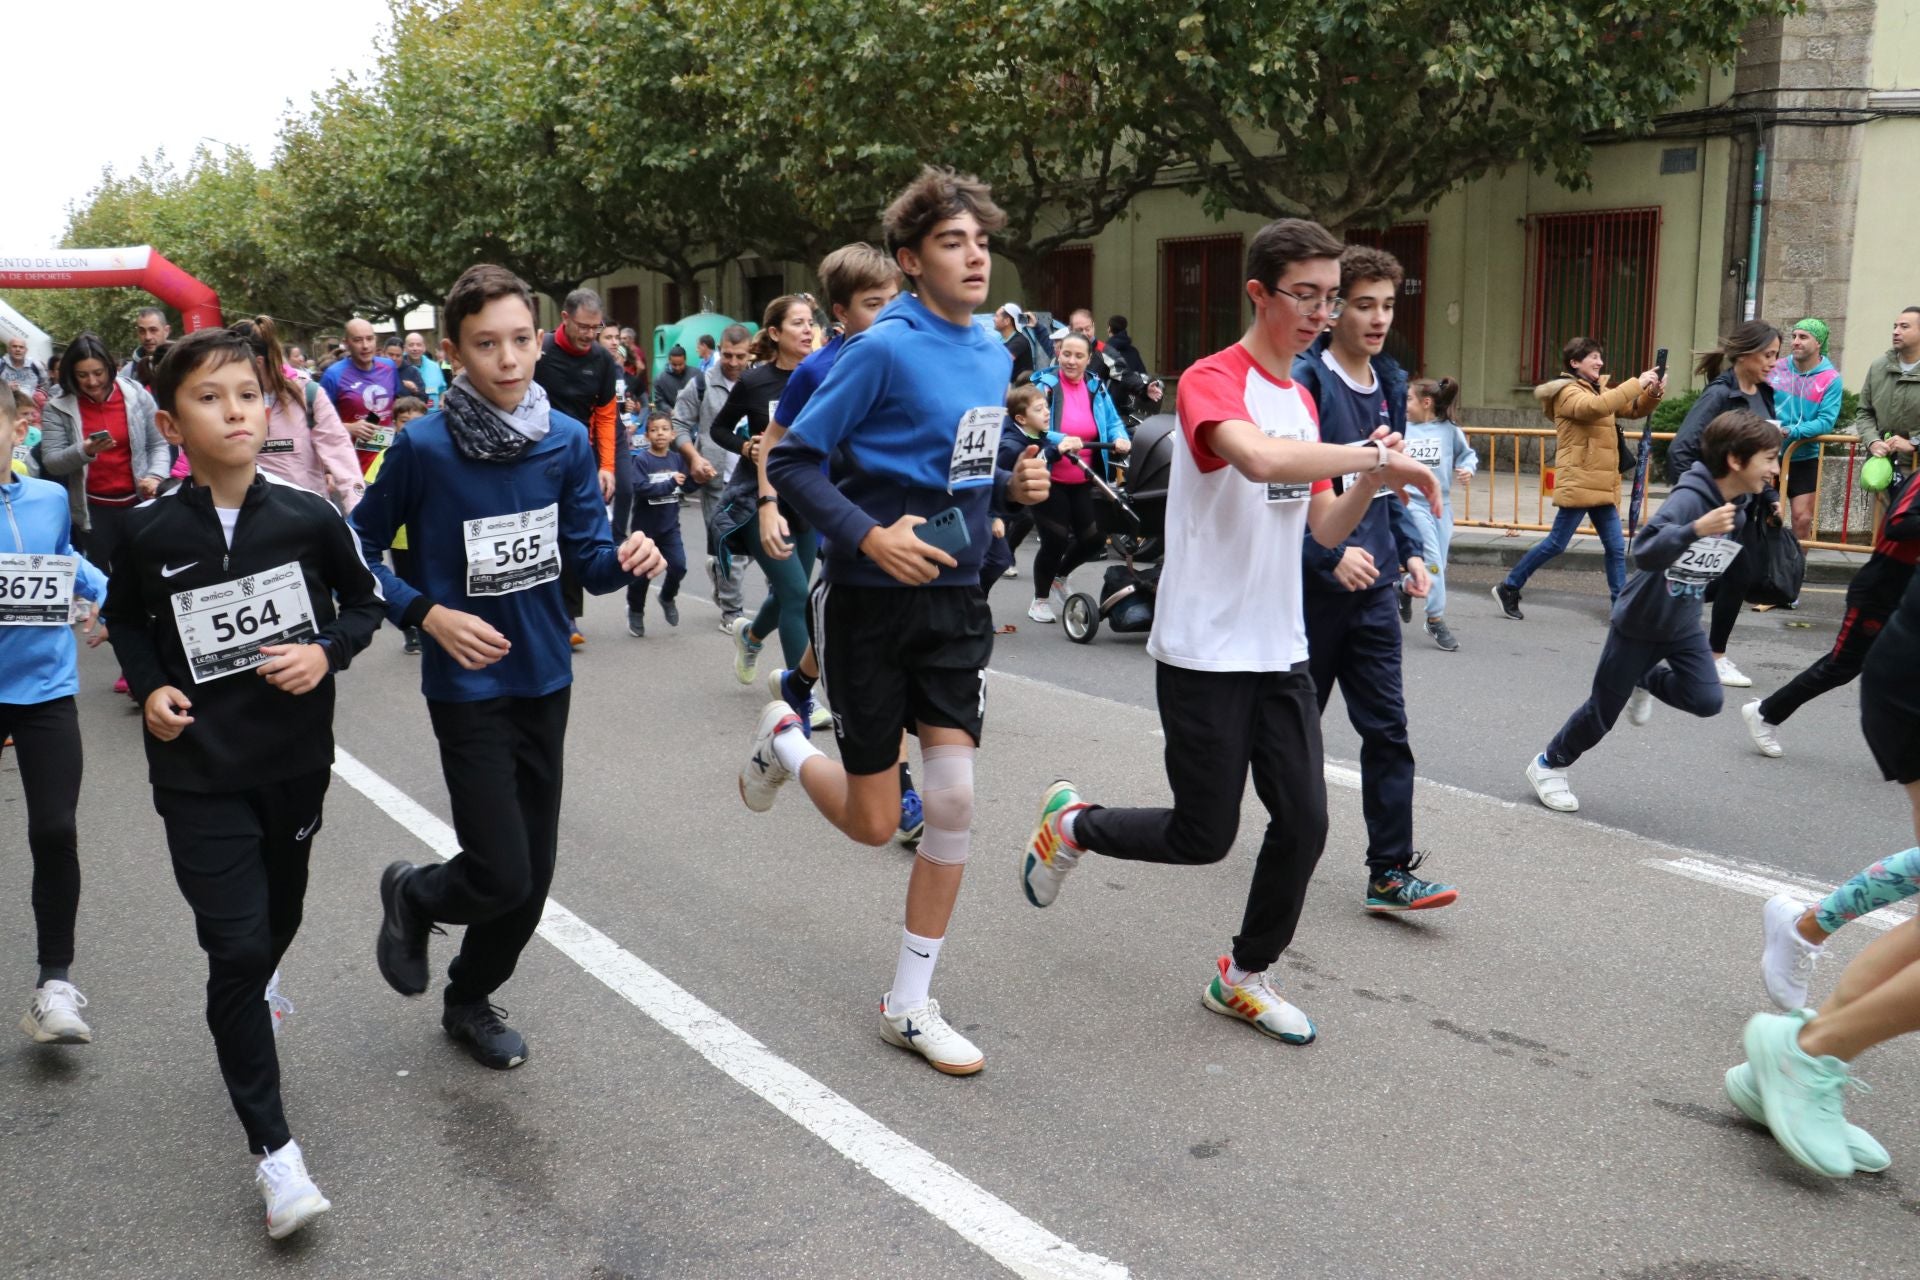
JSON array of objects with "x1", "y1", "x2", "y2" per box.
[
  {"x1": 1291, "y1": 336, "x2": 1420, "y2": 592},
  {"x1": 1612, "y1": 461, "x2": 1750, "y2": 641},
  {"x1": 631, "y1": 449, "x2": 689, "y2": 538}
]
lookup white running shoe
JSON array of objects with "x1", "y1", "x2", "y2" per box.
[
  {"x1": 1716, "y1": 656, "x2": 1752, "y2": 687},
  {"x1": 1526, "y1": 754, "x2": 1579, "y2": 812},
  {"x1": 730, "y1": 617, "x2": 763, "y2": 685},
  {"x1": 1743, "y1": 699, "x2": 1784, "y2": 758},
  {"x1": 266, "y1": 970, "x2": 293, "y2": 1038},
  {"x1": 1625, "y1": 687, "x2": 1653, "y2": 727},
  {"x1": 20, "y1": 980, "x2": 90, "y2": 1044},
  {"x1": 1027, "y1": 599, "x2": 1056, "y2": 624},
  {"x1": 1202, "y1": 957, "x2": 1316, "y2": 1045},
  {"x1": 810, "y1": 703, "x2": 833, "y2": 732},
  {"x1": 740, "y1": 700, "x2": 802, "y2": 813},
  {"x1": 1762, "y1": 893, "x2": 1823, "y2": 1011},
  {"x1": 1004, "y1": 565, "x2": 1019, "y2": 580},
  {"x1": 879, "y1": 995, "x2": 984, "y2": 1075},
  {"x1": 1050, "y1": 576, "x2": 1070, "y2": 602},
  {"x1": 255, "y1": 1139, "x2": 331, "y2": 1240},
  {"x1": 1021, "y1": 780, "x2": 1085, "y2": 908}
]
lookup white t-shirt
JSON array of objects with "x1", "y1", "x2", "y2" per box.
[
  {"x1": 1147, "y1": 343, "x2": 1329, "y2": 673},
  {"x1": 216, "y1": 506, "x2": 240, "y2": 548}
]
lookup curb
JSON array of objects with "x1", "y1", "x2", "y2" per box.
[{"x1": 1447, "y1": 536, "x2": 1865, "y2": 585}]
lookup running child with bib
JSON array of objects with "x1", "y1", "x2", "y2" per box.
[
  {"x1": 1524, "y1": 411, "x2": 1780, "y2": 814},
  {"x1": 1400, "y1": 376, "x2": 1477, "y2": 652},
  {"x1": 353, "y1": 264, "x2": 664, "y2": 1072},
  {"x1": 0, "y1": 386, "x2": 108, "y2": 1049},
  {"x1": 103, "y1": 327, "x2": 387, "y2": 1240},
  {"x1": 744, "y1": 169, "x2": 1051, "y2": 1075}
]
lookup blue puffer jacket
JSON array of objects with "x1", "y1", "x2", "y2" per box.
[{"x1": 1032, "y1": 367, "x2": 1129, "y2": 481}]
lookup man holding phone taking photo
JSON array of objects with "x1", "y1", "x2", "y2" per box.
[{"x1": 743, "y1": 166, "x2": 1049, "y2": 1077}]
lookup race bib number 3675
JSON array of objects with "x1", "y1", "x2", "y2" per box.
[
  {"x1": 464, "y1": 504, "x2": 561, "y2": 597},
  {"x1": 0, "y1": 554, "x2": 76, "y2": 626},
  {"x1": 170, "y1": 561, "x2": 317, "y2": 684}
]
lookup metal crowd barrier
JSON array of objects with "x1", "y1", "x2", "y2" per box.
[{"x1": 1452, "y1": 427, "x2": 1882, "y2": 554}]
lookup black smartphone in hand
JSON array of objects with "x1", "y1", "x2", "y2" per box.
[{"x1": 1654, "y1": 347, "x2": 1669, "y2": 380}]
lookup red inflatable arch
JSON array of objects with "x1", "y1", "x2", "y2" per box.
[{"x1": 0, "y1": 246, "x2": 221, "y2": 331}]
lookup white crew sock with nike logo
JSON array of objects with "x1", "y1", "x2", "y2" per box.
[{"x1": 887, "y1": 929, "x2": 944, "y2": 1014}]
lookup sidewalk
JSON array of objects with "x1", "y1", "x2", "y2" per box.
[{"x1": 1445, "y1": 466, "x2": 1871, "y2": 584}]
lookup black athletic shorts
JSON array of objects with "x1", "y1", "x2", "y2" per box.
[
  {"x1": 1785, "y1": 457, "x2": 1820, "y2": 499},
  {"x1": 810, "y1": 580, "x2": 992, "y2": 775},
  {"x1": 1862, "y1": 694, "x2": 1920, "y2": 785}
]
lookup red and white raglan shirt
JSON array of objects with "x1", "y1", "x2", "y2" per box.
[{"x1": 1148, "y1": 343, "x2": 1329, "y2": 673}]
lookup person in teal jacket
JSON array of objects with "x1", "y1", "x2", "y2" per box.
[
  {"x1": 0, "y1": 387, "x2": 108, "y2": 1048},
  {"x1": 1770, "y1": 317, "x2": 1843, "y2": 541},
  {"x1": 1026, "y1": 335, "x2": 1130, "y2": 621}
]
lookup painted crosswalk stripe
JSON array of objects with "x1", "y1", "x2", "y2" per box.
[{"x1": 330, "y1": 747, "x2": 1127, "y2": 1280}]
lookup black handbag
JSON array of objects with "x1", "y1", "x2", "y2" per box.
[
  {"x1": 1615, "y1": 422, "x2": 1636, "y2": 474},
  {"x1": 1740, "y1": 494, "x2": 1806, "y2": 608}
]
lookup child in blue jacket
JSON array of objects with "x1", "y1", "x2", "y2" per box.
[
  {"x1": 0, "y1": 387, "x2": 108, "y2": 1048},
  {"x1": 1400, "y1": 376, "x2": 1478, "y2": 651}
]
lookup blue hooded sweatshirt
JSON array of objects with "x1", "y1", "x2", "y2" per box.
[
  {"x1": 0, "y1": 474, "x2": 107, "y2": 705},
  {"x1": 768, "y1": 292, "x2": 1013, "y2": 588}
]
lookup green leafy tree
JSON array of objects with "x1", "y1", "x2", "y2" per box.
[{"x1": 1151, "y1": 0, "x2": 1800, "y2": 230}]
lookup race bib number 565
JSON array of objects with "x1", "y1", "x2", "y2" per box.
[{"x1": 464, "y1": 504, "x2": 561, "y2": 597}]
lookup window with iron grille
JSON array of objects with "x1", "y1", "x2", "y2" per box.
[
  {"x1": 1160, "y1": 234, "x2": 1243, "y2": 374},
  {"x1": 1033, "y1": 247, "x2": 1094, "y2": 327},
  {"x1": 1345, "y1": 223, "x2": 1427, "y2": 375},
  {"x1": 1525, "y1": 208, "x2": 1662, "y2": 383}
]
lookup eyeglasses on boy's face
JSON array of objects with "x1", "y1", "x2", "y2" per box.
[{"x1": 1268, "y1": 285, "x2": 1345, "y2": 319}]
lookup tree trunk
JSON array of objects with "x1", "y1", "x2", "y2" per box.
[{"x1": 1003, "y1": 248, "x2": 1050, "y2": 315}]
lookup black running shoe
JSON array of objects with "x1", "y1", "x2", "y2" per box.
[
  {"x1": 402, "y1": 627, "x2": 422, "y2": 655},
  {"x1": 376, "y1": 862, "x2": 432, "y2": 996},
  {"x1": 1492, "y1": 582, "x2": 1524, "y2": 620},
  {"x1": 661, "y1": 599, "x2": 679, "y2": 627},
  {"x1": 1397, "y1": 582, "x2": 1414, "y2": 623},
  {"x1": 443, "y1": 1001, "x2": 528, "y2": 1070}
]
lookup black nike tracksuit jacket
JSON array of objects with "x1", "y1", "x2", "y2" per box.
[{"x1": 103, "y1": 473, "x2": 386, "y2": 793}]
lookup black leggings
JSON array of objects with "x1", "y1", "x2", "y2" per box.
[
  {"x1": 1, "y1": 697, "x2": 83, "y2": 971},
  {"x1": 1032, "y1": 481, "x2": 1103, "y2": 597},
  {"x1": 1709, "y1": 551, "x2": 1752, "y2": 653}
]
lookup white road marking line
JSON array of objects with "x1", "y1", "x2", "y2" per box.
[
  {"x1": 329, "y1": 748, "x2": 1126, "y2": 1280},
  {"x1": 987, "y1": 667, "x2": 1901, "y2": 922}
]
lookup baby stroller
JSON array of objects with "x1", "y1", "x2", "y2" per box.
[{"x1": 1060, "y1": 413, "x2": 1175, "y2": 643}]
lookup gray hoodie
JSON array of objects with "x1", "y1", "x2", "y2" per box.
[{"x1": 1612, "y1": 461, "x2": 1749, "y2": 641}]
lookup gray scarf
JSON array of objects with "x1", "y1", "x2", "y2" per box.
[{"x1": 441, "y1": 374, "x2": 552, "y2": 462}]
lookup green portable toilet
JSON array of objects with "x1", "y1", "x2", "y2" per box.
[{"x1": 653, "y1": 313, "x2": 757, "y2": 379}]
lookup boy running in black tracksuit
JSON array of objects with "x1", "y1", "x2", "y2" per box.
[
  {"x1": 105, "y1": 327, "x2": 386, "y2": 1239},
  {"x1": 354, "y1": 265, "x2": 664, "y2": 1070}
]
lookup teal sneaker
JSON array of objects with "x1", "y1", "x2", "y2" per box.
[
  {"x1": 1725, "y1": 1060, "x2": 1888, "y2": 1173},
  {"x1": 1021, "y1": 780, "x2": 1086, "y2": 908},
  {"x1": 1365, "y1": 855, "x2": 1459, "y2": 913},
  {"x1": 1742, "y1": 1010, "x2": 1858, "y2": 1177}
]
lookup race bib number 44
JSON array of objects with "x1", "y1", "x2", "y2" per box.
[
  {"x1": 170, "y1": 561, "x2": 317, "y2": 683},
  {"x1": 464, "y1": 504, "x2": 561, "y2": 597},
  {"x1": 949, "y1": 408, "x2": 1001, "y2": 491},
  {"x1": 0, "y1": 553, "x2": 75, "y2": 626}
]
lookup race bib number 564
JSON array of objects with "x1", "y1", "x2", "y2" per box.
[{"x1": 170, "y1": 562, "x2": 317, "y2": 683}]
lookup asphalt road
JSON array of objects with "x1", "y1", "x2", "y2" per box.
[{"x1": 2, "y1": 502, "x2": 1915, "y2": 1279}]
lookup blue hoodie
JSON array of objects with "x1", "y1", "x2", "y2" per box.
[
  {"x1": 350, "y1": 408, "x2": 636, "y2": 702},
  {"x1": 769, "y1": 292, "x2": 1013, "y2": 588},
  {"x1": 0, "y1": 474, "x2": 107, "y2": 705}
]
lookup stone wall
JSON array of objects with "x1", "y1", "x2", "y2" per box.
[{"x1": 1735, "y1": 0, "x2": 1877, "y2": 367}]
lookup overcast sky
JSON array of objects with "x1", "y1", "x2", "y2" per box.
[{"x1": 7, "y1": 0, "x2": 399, "y2": 251}]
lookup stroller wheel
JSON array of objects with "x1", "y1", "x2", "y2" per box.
[{"x1": 1062, "y1": 593, "x2": 1100, "y2": 644}]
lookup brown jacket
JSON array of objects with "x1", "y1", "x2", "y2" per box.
[{"x1": 1535, "y1": 375, "x2": 1655, "y2": 509}]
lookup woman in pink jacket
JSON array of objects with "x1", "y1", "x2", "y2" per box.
[{"x1": 169, "y1": 316, "x2": 364, "y2": 511}]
